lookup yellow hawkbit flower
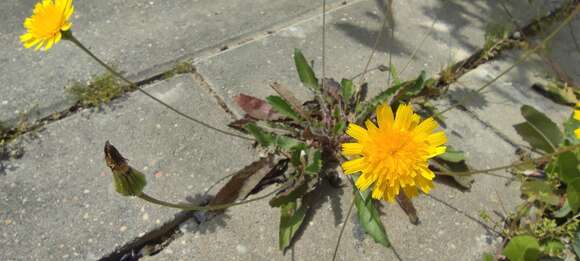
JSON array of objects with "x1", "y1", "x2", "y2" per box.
[
  {"x1": 341, "y1": 103, "x2": 447, "y2": 202},
  {"x1": 20, "y1": 0, "x2": 74, "y2": 51},
  {"x1": 574, "y1": 102, "x2": 580, "y2": 139}
]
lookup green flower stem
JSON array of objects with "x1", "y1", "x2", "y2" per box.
[
  {"x1": 62, "y1": 31, "x2": 251, "y2": 141},
  {"x1": 437, "y1": 4, "x2": 579, "y2": 117},
  {"x1": 332, "y1": 195, "x2": 355, "y2": 261},
  {"x1": 437, "y1": 143, "x2": 580, "y2": 177},
  {"x1": 137, "y1": 187, "x2": 282, "y2": 211}
]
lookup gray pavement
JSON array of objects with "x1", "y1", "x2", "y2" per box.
[
  {"x1": 0, "y1": 0, "x2": 343, "y2": 126},
  {"x1": 0, "y1": 75, "x2": 256, "y2": 260},
  {"x1": 0, "y1": 0, "x2": 578, "y2": 260}
]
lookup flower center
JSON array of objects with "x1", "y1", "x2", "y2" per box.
[
  {"x1": 33, "y1": 6, "x2": 64, "y2": 38},
  {"x1": 365, "y1": 129, "x2": 426, "y2": 174}
]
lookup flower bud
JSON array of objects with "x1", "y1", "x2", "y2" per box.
[{"x1": 104, "y1": 141, "x2": 147, "y2": 196}]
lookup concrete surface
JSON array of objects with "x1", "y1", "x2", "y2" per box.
[
  {"x1": 0, "y1": 75, "x2": 256, "y2": 260},
  {"x1": 195, "y1": 0, "x2": 564, "y2": 118},
  {"x1": 0, "y1": 0, "x2": 577, "y2": 260},
  {"x1": 0, "y1": 0, "x2": 343, "y2": 127}
]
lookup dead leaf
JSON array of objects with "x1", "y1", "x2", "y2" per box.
[
  {"x1": 396, "y1": 193, "x2": 419, "y2": 225},
  {"x1": 233, "y1": 94, "x2": 282, "y2": 120},
  {"x1": 210, "y1": 156, "x2": 276, "y2": 212}
]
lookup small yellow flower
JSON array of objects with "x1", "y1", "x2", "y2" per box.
[
  {"x1": 341, "y1": 103, "x2": 447, "y2": 202},
  {"x1": 574, "y1": 102, "x2": 580, "y2": 139},
  {"x1": 20, "y1": 0, "x2": 74, "y2": 51}
]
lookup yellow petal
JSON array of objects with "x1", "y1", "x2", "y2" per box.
[
  {"x1": 24, "y1": 38, "x2": 41, "y2": 49},
  {"x1": 61, "y1": 22, "x2": 72, "y2": 31},
  {"x1": 416, "y1": 176, "x2": 434, "y2": 194},
  {"x1": 365, "y1": 119, "x2": 378, "y2": 136},
  {"x1": 345, "y1": 123, "x2": 368, "y2": 142},
  {"x1": 414, "y1": 117, "x2": 438, "y2": 136},
  {"x1": 34, "y1": 40, "x2": 45, "y2": 51},
  {"x1": 342, "y1": 143, "x2": 363, "y2": 156},
  {"x1": 418, "y1": 167, "x2": 435, "y2": 180},
  {"x1": 341, "y1": 158, "x2": 365, "y2": 174},
  {"x1": 44, "y1": 37, "x2": 55, "y2": 50},
  {"x1": 575, "y1": 128, "x2": 580, "y2": 139},
  {"x1": 402, "y1": 186, "x2": 418, "y2": 198},
  {"x1": 20, "y1": 33, "x2": 33, "y2": 42},
  {"x1": 355, "y1": 172, "x2": 376, "y2": 191},
  {"x1": 428, "y1": 146, "x2": 447, "y2": 158},
  {"x1": 376, "y1": 103, "x2": 394, "y2": 128},
  {"x1": 574, "y1": 110, "x2": 580, "y2": 121},
  {"x1": 394, "y1": 104, "x2": 413, "y2": 130},
  {"x1": 427, "y1": 131, "x2": 447, "y2": 147}
]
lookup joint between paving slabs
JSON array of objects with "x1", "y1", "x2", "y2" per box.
[
  {"x1": 188, "y1": 68, "x2": 238, "y2": 120},
  {"x1": 99, "y1": 200, "x2": 226, "y2": 260}
]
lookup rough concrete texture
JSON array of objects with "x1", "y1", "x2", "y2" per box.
[
  {"x1": 0, "y1": 75, "x2": 256, "y2": 260},
  {"x1": 145, "y1": 107, "x2": 521, "y2": 261},
  {"x1": 195, "y1": 0, "x2": 564, "y2": 118},
  {"x1": 1, "y1": 0, "x2": 577, "y2": 260},
  {"x1": 0, "y1": 0, "x2": 343, "y2": 126},
  {"x1": 446, "y1": 49, "x2": 573, "y2": 148}
]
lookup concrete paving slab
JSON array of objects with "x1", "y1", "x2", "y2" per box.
[
  {"x1": 446, "y1": 48, "x2": 572, "y2": 148},
  {"x1": 0, "y1": 75, "x2": 256, "y2": 260},
  {"x1": 145, "y1": 108, "x2": 522, "y2": 261},
  {"x1": 195, "y1": 0, "x2": 564, "y2": 118},
  {"x1": 0, "y1": 0, "x2": 343, "y2": 127}
]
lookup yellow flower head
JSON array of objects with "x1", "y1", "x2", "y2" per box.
[
  {"x1": 341, "y1": 103, "x2": 447, "y2": 202},
  {"x1": 574, "y1": 102, "x2": 580, "y2": 139},
  {"x1": 20, "y1": 0, "x2": 74, "y2": 51}
]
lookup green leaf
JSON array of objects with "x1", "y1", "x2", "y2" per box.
[
  {"x1": 390, "y1": 65, "x2": 401, "y2": 86},
  {"x1": 503, "y1": 235, "x2": 541, "y2": 261},
  {"x1": 273, "y1": 135, "x2": 302, "y2": 151},
  {"x1": 563, "y1": 111, "x2": 580, "y2": 145},
  {"x1": 567, "y1": 177, "x2": 580, "y2": 211},
  {"x1": 573, "y1": 229, "x2": 580, "y2": 258},
  {"x1": 542, "y1": 240, "x2": 564, "y2": 257},
  {"x1": 558, "y1": 151, "x2": 579, "y2": 184},
  {"x1": 399, "y1": 70, "x2": 426, "y2": 100},
  {"x1": 289, "y1": 143, "x2": 308, "y2": 166},
  {"x1": 279, "y1": 200, "x2": 307, "y2": 251},
  {"x1": 552, "y1": 199, "x2": 571, "y2": 218},
  {"x1": 521, "y1": 180, "x2": 560, "y2": 205},
  {"x1": 433, "y1": 157, "x2": 474, "y2": 190},
  {"x1": 294, "y1": 49, "x2": 318, "y2": 91},
  {"x1": 266, "y1": 96, "x2": 301, "y2": 121},
  {"x1": 341, "y1": 78, "x2": 354, "y2": 106},
  {"x1": 356, "y1": 83, "x2": 403, "y2": 121},
  {"x1": 514, "y1": 105, "x2": 562, "y2": 153},
  {"x1": 482, "y1": 253, "x2": 494, "y2": 261},
  {"x1": 333, "y1": 120, "x2": 346, "y2": 135},
  {"x1": 438, "y1": 147, "x2": 465, "y2": 163},
  {"x1": 304, "y1": 149, "x2": 322, "y2": 176},
  {"x1": 354, "y1": 189, "x2": 390, "y2": 247},
  {"x1": 244, "y1": 123, "x2": 273, "y2": 147}
]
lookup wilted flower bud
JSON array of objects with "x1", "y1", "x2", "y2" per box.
[{"x1": 104, "y1": 141, "x2": 147, "y2": 196}]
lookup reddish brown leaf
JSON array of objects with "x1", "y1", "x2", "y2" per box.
[
  {"x1": 234, "y1": 94, "x2": 282, "y2": 120},
  {"x1": 396, "y1": 193, "x2": 419, "y2": 225},
  {"x1": 209, "y1": 156, "x2": 276, "y2": 212}
]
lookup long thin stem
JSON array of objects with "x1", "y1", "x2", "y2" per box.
[
  {"x1": 138, "y1": 186, "x2": 282, "y2": 211},
  {"x1": 399, "y1": 17, "x2": 439, "y2": 76},
  {"x1": 322, "y1": 0, "x2": 327, "y2": 84},
  {"x1": 332, "y1": 196, "x2": 356, "y2": 261},
  {"x1": 436, "y1": 4, "x2": 579, "y2": 117},
  {"x1": 436, "y1": 143, "x2": 580, "y2": 177},
  {"x1": 64, "y1": 32, "x2": 251, "y2": 141},
  {"x1": 358, "y1": 5, "x2": 389, "y2": 86}
]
